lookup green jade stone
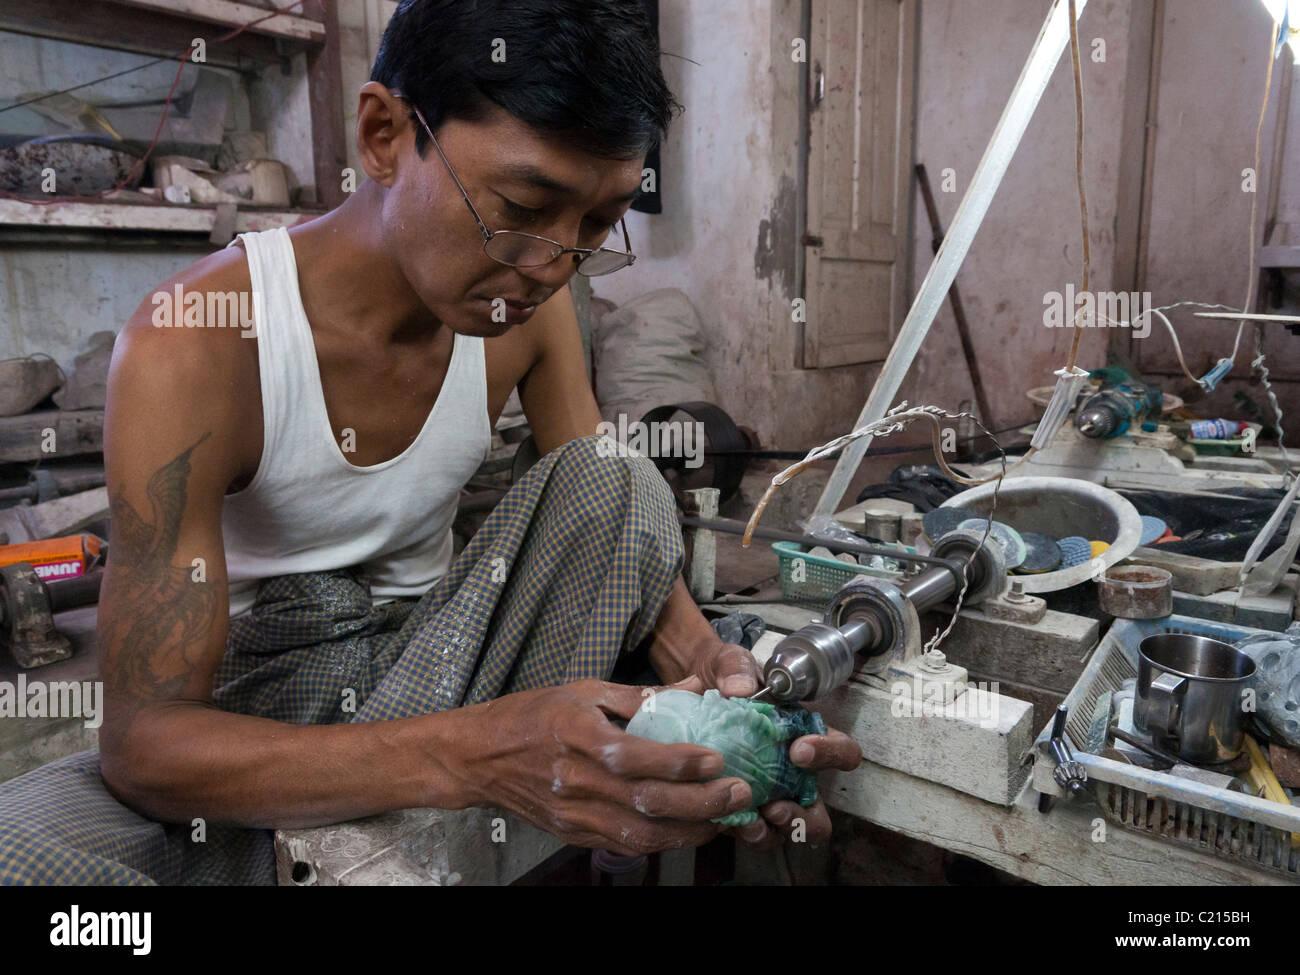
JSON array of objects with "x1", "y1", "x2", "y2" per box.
[{"x1": 625, "y1": 689, "x2": 826, "y2": 826}]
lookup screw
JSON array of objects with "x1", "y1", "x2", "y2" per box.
[{"x1": 918, "y1": 650, "x2": 949, "y2": 673}]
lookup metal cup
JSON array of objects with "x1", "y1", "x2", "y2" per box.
[{"x1": 1135, "y1": 634, "x2": 1256, "y2": 764}]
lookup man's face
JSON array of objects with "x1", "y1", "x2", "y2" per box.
[{"x1": 381, "y1": 101, "x2": 644, "y2": 336}]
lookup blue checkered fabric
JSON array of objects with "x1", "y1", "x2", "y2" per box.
[{"x1": 0, "y1": 435, "x2": 683, "y2": 885}]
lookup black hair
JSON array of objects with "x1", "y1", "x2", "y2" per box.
[{"x1": 370, "y1": 0, "x2": 680, "y2": 160}]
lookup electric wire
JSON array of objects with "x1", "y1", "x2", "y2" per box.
[
  {"x1": 1231, "y1": 14, "x2": 1284, "y2": 365},
  {"x1": 740, "y1": 404, "x2": 1009, "y2": 654},
  {"x1": 0, "y1": 59, "x2": 173, "y2": 116}
]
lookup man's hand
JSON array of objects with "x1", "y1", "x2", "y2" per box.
[
  {"x1": 683, "y1": 638, "x2": 864, "y2": 850},
  {"x1": 447, "y1": 678, "x2": 755, "y2": 856},
  {"x1": 688, "y1": 639, "x2": 763, "y2": 698}
]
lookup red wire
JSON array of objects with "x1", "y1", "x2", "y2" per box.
[{"x1": 3, "y1": 0, "x2": 326, "y2": 208}]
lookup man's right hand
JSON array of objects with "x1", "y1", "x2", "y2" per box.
[{"x1": 440, "y1": 679, "x2": 752, "y2": 856}]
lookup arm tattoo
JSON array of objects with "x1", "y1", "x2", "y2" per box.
[{"x1": 100, "y1": 432, "x2": 217, "y2": 714}]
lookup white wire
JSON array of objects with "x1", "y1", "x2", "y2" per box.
[
  {"x1": 744, "y1": 403, "x2": 1008, "y2": 657},
  {"x1": 1232, "y1": 16, "x2": 1282, "y2": 364},
  {"x1": 1095, "y1": 300, "x2": 1240, "y2": 389}
]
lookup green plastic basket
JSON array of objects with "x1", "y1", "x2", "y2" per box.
[{"x1": 772, "y1": 541, "x2": 907, "y2": 607}]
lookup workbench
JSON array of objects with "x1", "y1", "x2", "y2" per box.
[
  {"x1": 7, "y1": 595, "x2": 1296, "y2": 886},
  {"x1": 712, "y1": 602, "x2": 1300, "y2": 887}
]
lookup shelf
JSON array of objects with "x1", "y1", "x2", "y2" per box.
[
  {"x1": 0, "y1": 198, "x2": 324, "y2": 236},
  {"x1": 105, "y1": 0, "x2": 326, "y2": 45},
  {"x1": 1, "y1": 0, "x2": 326, "y2": 69},
  {"x1": 1, "y1": 0, "x2": 347, "y2": 208}
]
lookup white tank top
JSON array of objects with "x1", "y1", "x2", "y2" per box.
[{"x1": 221, "y1": 227, "x2": 491, "y2": 618}]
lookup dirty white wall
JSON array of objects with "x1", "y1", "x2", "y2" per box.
[
  {"x1": 1137, "y1": 0, "x2": 1300, "y2": 424},
  {"x1": 903, "y1": 0, "x2": 1300, "y2": 434},
  {"x1": 597, "y1": 0, "x2": 1300, "y2": 462},
  {"x1": 590, "y1": 0, "x2": 881, "y2": 452},
  {"x1": 898, "y1": 0, "x2": 1131, "y2": 432}
]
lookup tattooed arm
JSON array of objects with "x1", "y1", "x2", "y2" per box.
[{"x1": 95, "y1": 296, "x2": 481, "y2": 829}]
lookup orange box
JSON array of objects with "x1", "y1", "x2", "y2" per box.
[{"x1": 0, "y1": 534, "x2": 103, "y2": 582}]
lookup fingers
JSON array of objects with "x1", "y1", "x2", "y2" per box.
[
  {"x1": 576, "y1": 680, "x2": 730, "y2": 782},
  {"x1": 731, "y1": 798, "x2": 832, "y2": 853},
  {"x1": 760, "y1": 798, "x2": 833, "y2": 845},
  {"x1": 588, "y1": 676, "x2": 703, "y2": 720},
  {"x1": 590, "y1": 680, "x2": 660, "y2": 722},
  {"x1": 591, "y1": 732, "x2": 725, "y2": 781},
  {"x1": 712, "y1": 644, "x2": 762, "y2": 698},
  {"x1": 558, "y1": 799, "x2": 724, "y2": 856},
  {"x1": 669, "y1": 674, "x2": 706, "y2": 695},
  {"x1": 788, "y1": 727, "x2": 862, "y2": 772},
  {"x1": 732, "y1": 815, "x2": 781, "y2": 852},
  {"x1": 549, "y1": 756, "x2": 751, "y2": 822}
]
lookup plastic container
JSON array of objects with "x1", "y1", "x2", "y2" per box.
[
  {"x1": 1097, "y1": 565, "x2": 1173, "y2": 619},
  {"x1": 772, "y1": 541, "x2": 906, "y2": 607}
]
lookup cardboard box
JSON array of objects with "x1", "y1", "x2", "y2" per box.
[{"x1": 0, "y1": 534, "x2": 103, "y2": 582}]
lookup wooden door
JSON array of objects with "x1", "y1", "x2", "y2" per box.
[{"x1": 803, "y1": 0, "x2": 916, "y2": 368}]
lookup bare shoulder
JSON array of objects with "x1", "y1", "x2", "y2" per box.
[
  {"x1": 112, "y1": 243, "x2": 263, "y2": 488},
  {"x1": 484, "y1": 284, "x2": 577, "y2": 376}
]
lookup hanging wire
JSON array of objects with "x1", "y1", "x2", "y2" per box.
[
  {"x1": 1230, "y1": 14, "x2": 1284, "y2": 364},
  {"x1": 741, "y1": 404, "x2": 1010, "y2": 655}
]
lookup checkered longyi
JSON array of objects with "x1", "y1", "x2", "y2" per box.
[{"x1": 0, "y1": 435, "x2": 683, "y2": 885}]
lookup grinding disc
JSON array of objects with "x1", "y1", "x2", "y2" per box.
[
  {"x1": 1089, "y1": 540, "x2": 1110, "y2": 559},
  {"x1": 955, "y1": 518, "x2": 1028, "y2": 570},
  {"x1": 922, "y1": 506, "x2": 976, "y2": 542},
  {"x1": 1016, "y1": 532, "x2": 1063, "y2": 574},
  {"x1": 1139, "y1": 515, "x2": 1167, "y2": 546},
  {"x1": 1058, "y1": 536, "x2": 1092, "y2": 568}
]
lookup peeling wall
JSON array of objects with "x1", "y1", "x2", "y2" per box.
[
  {"x1": 904, "y1": 0, "x2": 1299, "y2": 435},
  {"x1": 593, "y1": 0, "x2": 881, "y2": 452},
  {"x1": 898, "y1": 0, "x2": 1132, "y2": 430}
]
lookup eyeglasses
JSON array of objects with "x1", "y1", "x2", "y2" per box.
[{"x1": 403, "y1": 100, "x2": 637, "y2": 277}]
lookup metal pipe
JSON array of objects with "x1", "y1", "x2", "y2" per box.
[
  {"x1": 838, "y1": 618, "x2": 877, "y2": 653},
  {"x1": 897, "y1": 565, "x2": 958, "y2": 612},
  {"x1": 676, "y1": 514, "x2": 964, "y2": 573}
]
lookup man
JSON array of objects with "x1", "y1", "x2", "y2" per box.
[{"x1": 0, "y1": 0, "x2": 859, "y2": 884}]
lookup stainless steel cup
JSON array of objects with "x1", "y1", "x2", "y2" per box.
[{"x1": 1134, "y1": 633, "x2": 1256, "y2": 764}]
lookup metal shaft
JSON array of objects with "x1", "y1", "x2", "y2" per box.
[
  {"x1": 677, "y1": 515, "x2": 965, "y2": 572},
  {"x1": 896, "y1": 564, "x2": 960, "y2": 613}
]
